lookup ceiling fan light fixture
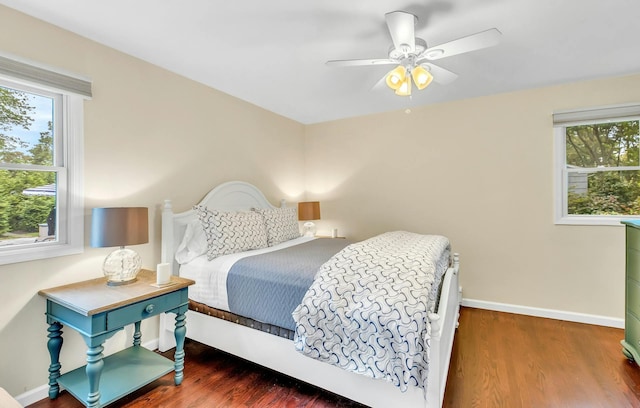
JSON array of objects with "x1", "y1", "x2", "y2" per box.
[
  {"x1": 412, "y1": 65, "x2": 433, "y2": 90},
  {"x1": 395, "y1": 74, "x2": 412, "y2": 96},
  {"x1": 327, "y1": 11, "x2": 502, "y2": 100},
  {"x1": 385, "y1": 66, "x2": 406, "y2": 90}
]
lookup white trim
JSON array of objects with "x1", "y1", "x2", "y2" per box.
[
  {"x1": 461, "y1": 298, "x2": 624, "y2": 328},
  {"x1": 63, "y1": 95, "x2": 85, "y2": 255},
  {"x1": 568, "y1": 166, "x2": 640, "y2": 173},
  {"x1": 15, "y1": 384, "x2": 49, "y2": 407},
  {"x1": 553, "y1": 126, "x2": 568, "y2": 224},
  {"x1": 555, "y1": 216, "x2": 638, "y2": 226}
]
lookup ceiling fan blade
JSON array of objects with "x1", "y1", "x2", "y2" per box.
[
  {"x1": 385, "y1": 11, "x2": 417, "y2": 54},
  {"x1": 421, "y1": 28, "x2": 502, "y2": 60},
  {"x1": 371, "y1": 73, "x2": 389, "y2": 91},
  {"x1": 326, "y1": 58, "x2": 396, "y2": 67},
  {"x1": 421, "y1": 63, "x2": 458, "y2": 85}
]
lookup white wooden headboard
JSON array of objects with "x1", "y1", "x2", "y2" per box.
[{"x1": 161, "y1": 181, "x2": 278, "y2": 275}]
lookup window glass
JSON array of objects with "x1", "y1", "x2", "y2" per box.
[
  {"x1": 565, "y1": 121, "x2": 639, "y2": 168},
  {"x1": 0, "y1": 85, "x2": 59, "y2": 248},
  {"x1": 567, "y1": 169, "x2": 640, "y2": 216}
]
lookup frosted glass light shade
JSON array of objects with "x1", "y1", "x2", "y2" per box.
[
  {"x1": 412, "y1": 65, "x2": 433, "y2": 90},
  {"x1": 395, "y1": 75, "x2": 412, "y2": 96},
  {"x1": 385, "y1": 66, "x2": 406, "y2": 90},
  {"x1": 103, "y1": 247, "x2": 142, "y2": 285}
]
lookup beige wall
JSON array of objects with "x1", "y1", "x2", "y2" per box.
[
  {"x1": 0, "y1": 6, "x2": 305, "y2": 396},
  {"x1": 1, "y1": 3, "x2": 639, "y2": 401},
  {"x1": 305, "y1": 74, "x2": 640, "y2": 321}
]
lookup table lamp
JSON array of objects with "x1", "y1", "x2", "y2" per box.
[
  {"x1": 91, "y1": 207, "x2": 149, "y2": 285},
  {"x1": 298, "y1": 201, "x2": 320, "y2": 237}
]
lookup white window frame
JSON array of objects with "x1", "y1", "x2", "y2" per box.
[
  {"x1": 0, "y1": 53, "x2": 90, "y2": 264},
  {"x1": 553, "y1": 103, "x2": 640, "y2": 226}
]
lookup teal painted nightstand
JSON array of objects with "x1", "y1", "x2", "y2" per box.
[{"x1": 38, "y1": 270, "x2": 194, "y2": 407}]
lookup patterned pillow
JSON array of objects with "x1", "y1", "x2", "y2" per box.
[
  {"x1": 252, "y1": 207, "x2": 301, "y2": 246},
  {"x1": 194, "y1": 206, "x2": 269, "y2": 260}
]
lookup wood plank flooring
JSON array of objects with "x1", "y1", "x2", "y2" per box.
[
  {"x1": 444, "y1": 307, "x2": 640, "y2": 407},
  {"x1": 29, "y1": 307, "x2": 640, "y2": 408}
]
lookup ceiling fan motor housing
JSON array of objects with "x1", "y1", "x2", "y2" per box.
[{"x1": 388, "y1": 38, "x2": 427, "y2": 60}]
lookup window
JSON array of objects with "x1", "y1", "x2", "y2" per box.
[
  {"x1": 554, "y1": 104, "x2": 640, "y2": 225},
  {"x1": 0, "y1": 54, "x2": 91, "y2": 264}
]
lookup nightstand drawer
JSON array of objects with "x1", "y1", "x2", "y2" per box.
[{"x1": 107, "y1": 291, "x2": 182, "y2": 330}]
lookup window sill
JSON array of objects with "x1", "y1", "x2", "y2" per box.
[
  {"x1": 0, "y1": 242, "x2": 83, "y2": 265},
  {"x1": 554, "y1": 215, "x2": 640, "y2": 226}
]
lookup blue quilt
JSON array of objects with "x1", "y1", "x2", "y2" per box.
[{"x1": 227, "y1": 238, "x2": 351, "y2": 331}]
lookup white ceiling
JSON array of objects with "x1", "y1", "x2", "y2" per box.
[{"x1": 2, "y1": 0, "x2": 640, "y2": 124}]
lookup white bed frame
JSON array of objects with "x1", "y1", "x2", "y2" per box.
[{"x1": 158, "y1": 181, "x2": 461, "y2": 408}]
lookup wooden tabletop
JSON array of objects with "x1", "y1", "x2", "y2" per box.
[{"x1": 38, "y1": 270, "x2": 194, "y2": 316}]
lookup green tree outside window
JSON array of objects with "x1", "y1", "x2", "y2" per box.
[{"x1": 566, "y1": 120, "x2": 640, "y2": 215}]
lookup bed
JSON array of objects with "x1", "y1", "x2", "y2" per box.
[{"x1": 158, "y1": 181, "x2": 461, "y2": 408}]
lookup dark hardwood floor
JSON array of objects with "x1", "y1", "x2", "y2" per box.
[
  {"x1": 29, "y1": 307, "x2": 640, "y2": 408},
  {"x1": 445, "y1": 307, "x2": 640, "y2": 407}
]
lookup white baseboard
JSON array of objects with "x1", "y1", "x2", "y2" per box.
[
  {"x1": 462, "y1": 298, "x2": 624, "y2": 329},
  {"x1": 16, "y1": 338, "x2": 159, "y2": 407},
  {"x1": 15, "y1": 384, "x2": 49, "y2": 407}
]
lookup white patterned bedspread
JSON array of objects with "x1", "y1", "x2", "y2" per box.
[{"x1": 292, "y1": 231, "x2": 450, "y2": 394}]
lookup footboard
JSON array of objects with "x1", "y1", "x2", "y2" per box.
[
  {"x1": 158, "y1": 254, "x2": 461, "y2": 408},
  {"x1": 426, "y1": 253, "x2": 461, "y2": 407}
]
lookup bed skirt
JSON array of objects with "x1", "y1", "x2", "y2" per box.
[{"x1": 188, "y1": 299, "x2": 295, "y2": 340}]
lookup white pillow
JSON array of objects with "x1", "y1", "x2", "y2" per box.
[
  {"x1": 175, "y1": 220, "x2": 207, "y2": 264},
  {"x1": 252, "y1": 207, "x2": 301, "y2": 246},
  {"x1": 194, "y1": 206, "x2": 269, "y2": 260}
]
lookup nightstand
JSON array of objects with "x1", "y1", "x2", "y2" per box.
[{"x1": 38, "y1": 270, "x2": 194, "y2": 408}]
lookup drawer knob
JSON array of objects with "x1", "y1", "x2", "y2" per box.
[{"x1": 145, "y1": 304, "x2": 155, "y2": 314}]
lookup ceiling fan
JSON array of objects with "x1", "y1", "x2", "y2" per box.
[{"x1": 326, "y1": 11, "x2": 502, "y2": 96}]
